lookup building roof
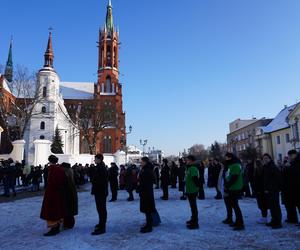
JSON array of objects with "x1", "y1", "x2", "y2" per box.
[
  {"x1": 263, "y1": 104, "x2": 298, "y2": 133},
  {"x1": 60, "y1": 82, "x2": 95, "y2": 100},
  {"x1": 0, "y1": 75, "x2": 12, "y2": 94}
]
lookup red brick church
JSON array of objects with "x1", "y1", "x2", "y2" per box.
[{"x1": 61, "y1": 0, "x2": 126, "y2": 154}]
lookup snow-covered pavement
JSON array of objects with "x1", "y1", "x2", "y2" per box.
[{"x1": 0, "y1": 187, "x2": 299, "y2": 250}]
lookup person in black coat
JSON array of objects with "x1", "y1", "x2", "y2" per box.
[
  {"x1": 197, "y1": 161, "x2": 206, "y2": 200},
  {"x1": 108, "y1": 163, "x2": 119, "y2": 202},
  {"x1": 262, "y1": 154, "x2": 282, "y2": 229},
  {"x1": 90, "y1": 154, "x2": 109, "y2": 235},
  {"x1": 154, "y1": 163, "x2": 160, "y2": 189},
  {"x1": 178, "y1": 158, "x2": 187, "y2": 200},
  {"x1": 282, "y1": 150, "x2": 300, "y2": 224},
  {"x1": 125, "y1": 164, "x2": 135, "y2": 201},
  {"x1": 160, "y1": 159, "x2": 170, "y2": 200},
  {"x1": 138, "y1": 157, "x2": 157, "y2": 233},
  {"x1": 212, "y1": 159, "x2": 222, "y2": 199},
  {"x1": 170, "y1": 161, "x2": 178, "y2": 188},
  {"x1": 253, "y1": 160, "x2": 268, "y2": 223}
]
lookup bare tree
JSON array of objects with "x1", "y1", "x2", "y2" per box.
[
  {"x1": 76, "y1": 99, "x2": 116, "y2": 155},
  {"x1": 188, "y1": 144, "x2": 209, "y2": 161},
  {"x1": 0, "y1": 65, "x2": 43, "y2": 141}
]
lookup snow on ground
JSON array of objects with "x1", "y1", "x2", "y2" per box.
[{"x1": 0, "y1": 187, "x2": 299, "y2": 250}]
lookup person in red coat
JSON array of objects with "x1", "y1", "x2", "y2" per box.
[{"x1": 40, "y1": 155, "x2": 67, "y2": 236}]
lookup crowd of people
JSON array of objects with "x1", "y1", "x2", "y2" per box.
[{"x1": 1, "y1": 149, "x2": 300, "y2": 236}]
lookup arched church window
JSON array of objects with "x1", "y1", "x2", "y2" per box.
[
  {"x1": 106, "y1": 76, "x2": 112, "y2": 93},
  {"x1": 40, "y1": 122, "x2": 45, "y2": 130},
  {"x1": 113, "y1": 46, "x2": 117, "y2": 68},
  {"x1": 42, "y1": 87, "x2": 47, "y2": 98},
  {"x1": 41, "y1": 106, "x2": 46, "y2": 113},
  {"x1": 40, "y1": 135, "x2": 45, "y2": 140},
  {"x1": 103, "y1": 136, "x2": 112, "y2": 153},
  {"x1": 107, "y1": 45, "x2": 112, "y2": 67}
]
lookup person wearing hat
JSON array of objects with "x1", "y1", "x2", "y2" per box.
[
  {"x1": 40, "y1": 155, "x2": 67, "y2": 236},
  {"x1": 185, "y1": 155, "x2": 200, "y2": 229}
]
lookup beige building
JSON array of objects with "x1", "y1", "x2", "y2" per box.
[
  {"x1": 227, "y1": 118, "x2": 273, "y2": 154},
  {"x1": 256, "y1": 103, "x2": 300, "y2": 163}
]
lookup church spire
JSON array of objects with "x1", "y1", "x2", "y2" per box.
[
  {"x1": 106, "y1": 0, "x2": 114, "y2": 33},
  {"x1": 44, "y1": 32, "x2": 54, "y2": 68},
  {"x1": 4, "y1": 39, "x2": 13, "y2": 82}
]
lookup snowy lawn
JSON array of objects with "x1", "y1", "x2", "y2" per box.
[{"x1": 0, "y1": 186, "x2": 299, "y2": 250}]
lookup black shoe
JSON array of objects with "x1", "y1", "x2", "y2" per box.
[
  {"x1": 180, "y1": 196, "x2": 187, "y2": 200},
  {"x1": 91, "y1": 228, "x2": 106, "y2": 235},
  {"x1": 266, "y1": 222, "x2": 274, "y2": 227},
  {"x1": 233, "y1": 224, "x2": 245, "y2": 231},
  {"x1": 109, "y1": 199, "x2": 117, "y2": 202},
  {"x1": 285, "y1": 219, "x2": 298, "y2": 224},
  {"x1": 229, "y1": 222, "x2": 237, "y2": 227},
  {"x1": 222, "y1": 218, "x2": 233, "y2": 225},
  {"x1": 140, "y1": 226, "x2": 152, "y2": 233},
  {"x1": 186, "y1": 219, "x2": 193, "y2": 225},
  {"x1": 187, "y1": 223, "x2": 199, "y2": 230},
  {"x1": 271, "y1": 224, "x2": 282, "y2": 229},
  {"x1": 160, "y1": 197, "x2": 168, "y2": 200},
  {"x1": 43, "y1": 226, "x2": 60, "y2": 237}
]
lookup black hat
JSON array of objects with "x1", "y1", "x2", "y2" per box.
[{"x1": 288, "y1": 150, "x2": 298, "y2": 155}]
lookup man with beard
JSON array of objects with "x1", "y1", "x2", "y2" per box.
[
  {"x1": 90, "y1": 154, "x2": 109, "y2": 235},
  {"x1": 40, "y1": 155, "x2": 67, "y2": 236}
]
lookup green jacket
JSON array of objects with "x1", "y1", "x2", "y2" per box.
[
  {"x1": 186, "y1": 165, "x2": 199, "y2": 194},
  {"x1": 226, "y1": 163, "x2": 243, "y2": 191}
]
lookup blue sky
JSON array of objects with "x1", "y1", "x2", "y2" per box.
[{"x1": 1, "y1": 0, "x2": 300, "y2": 155}]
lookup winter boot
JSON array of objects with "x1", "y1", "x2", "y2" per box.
[
  {"x1": 222, "y1": 218, "x2": 233, "y2": 225},
  {"x1": 140, "y1": 226, "x2": 152, "y2": 233},
  {"x1": 187, "y1": 222, "x2": 199, "y2": 230},
  {"x1": 44, "y1": 225, "x2": 60, "y2": 237}
]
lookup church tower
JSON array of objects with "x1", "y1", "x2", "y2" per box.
[
  {"x1": 95, "y1": 0, "x2": 126, "y2": 154},
  {"x1": 4, "y1": 40, "x2": 13, "y2": 83}
]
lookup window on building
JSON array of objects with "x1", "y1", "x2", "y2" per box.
[
  {"x1": 40, "y1": 135, "x2": 45, "y2": 139},
  {"x1": 113, "y1": 46, "x2": 117, "y2": 68},
  {"x1": 41, "y1": 106, "x2": 46, "y2": 113},
  {"x1": 106, "y1": 76, "x2": 112, "y2": 93},
  {"x1": 103, "y1": 136, "x2": 112, "y2": 153},
  {"x1": 40, "y1": 122, "x2": 45, "y2": 130},
  {"x1": 276, "y1": 136, "x2": 281, "y2": 145},
  {"x1": 42, "y1": 87, "x2": 47, "y2": 98},
  {"x1": 106, "y1": 45, "x2": 112, "y2": 67},
  {"x1": 286, "y1": 134, "x2": 290, "y2": 143}
]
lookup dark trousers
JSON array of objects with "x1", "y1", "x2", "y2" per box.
[
  {"x1": 224, "y1": 196, "x2": 233, "y2": 220},
  {"x1": 215, "y1": 186, "x2": 222, "y2": 198},
  {"x1": 95, "y1": 195, "x2": 107, "y2": 228},
  {"x1": 145, "y1": 212, "x2": 153, "y2": 228},
  {"x1": 110, "y1": 181, "x2": 118, "y2": 200},
  {"x1": 187, "y1": 193, "x2": 198, "y2": 223},
  {"x1": 64, "y1": 216, "x2": 75, "y2": 229},
  {"x1": 128, "y1": 190, "x2": 134, "y2": 200},
  {"x1": 285, "y1": 203, "x2": 299, "y2": 222},
  {"x1": 256, "y1": 192, "x2": 268, "y2": 218},
  {"x1": 228, "y1": 191, "x2": 244, "y2": 225},
  {"x1": 162, "y1": 184, "x2": 169, "y2": 199},
  {"x1": 266, "y1": 192, "x2": 282, "y2": 225},
  {"x1": 198, "y1": 184, "x2": 205, "y2": 199}
]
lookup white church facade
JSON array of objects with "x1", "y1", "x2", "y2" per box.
[{"x1": 24, "y1": 33, "x2": 80, "y2": 166}]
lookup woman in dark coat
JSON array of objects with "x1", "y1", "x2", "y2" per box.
[
  {"x1": 178, "y1": 158, "x2": 187, "y2": 200},
  {"x1": 61, "y1": 162, "x2": 78, "y2": 229},
  {"x1": 40, "y1": 155, "x2": 67, "y2": 236},
  {"x1": 138, "y1": 157, "x2": 157, "y2": 233}
]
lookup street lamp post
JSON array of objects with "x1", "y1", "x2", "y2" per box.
[
  {"x1": 123, "y1": 125, "x2": 133, "y2": 163},
  {"x1": 140, "y1": 139, "x2": 148, "y2": 156}
]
